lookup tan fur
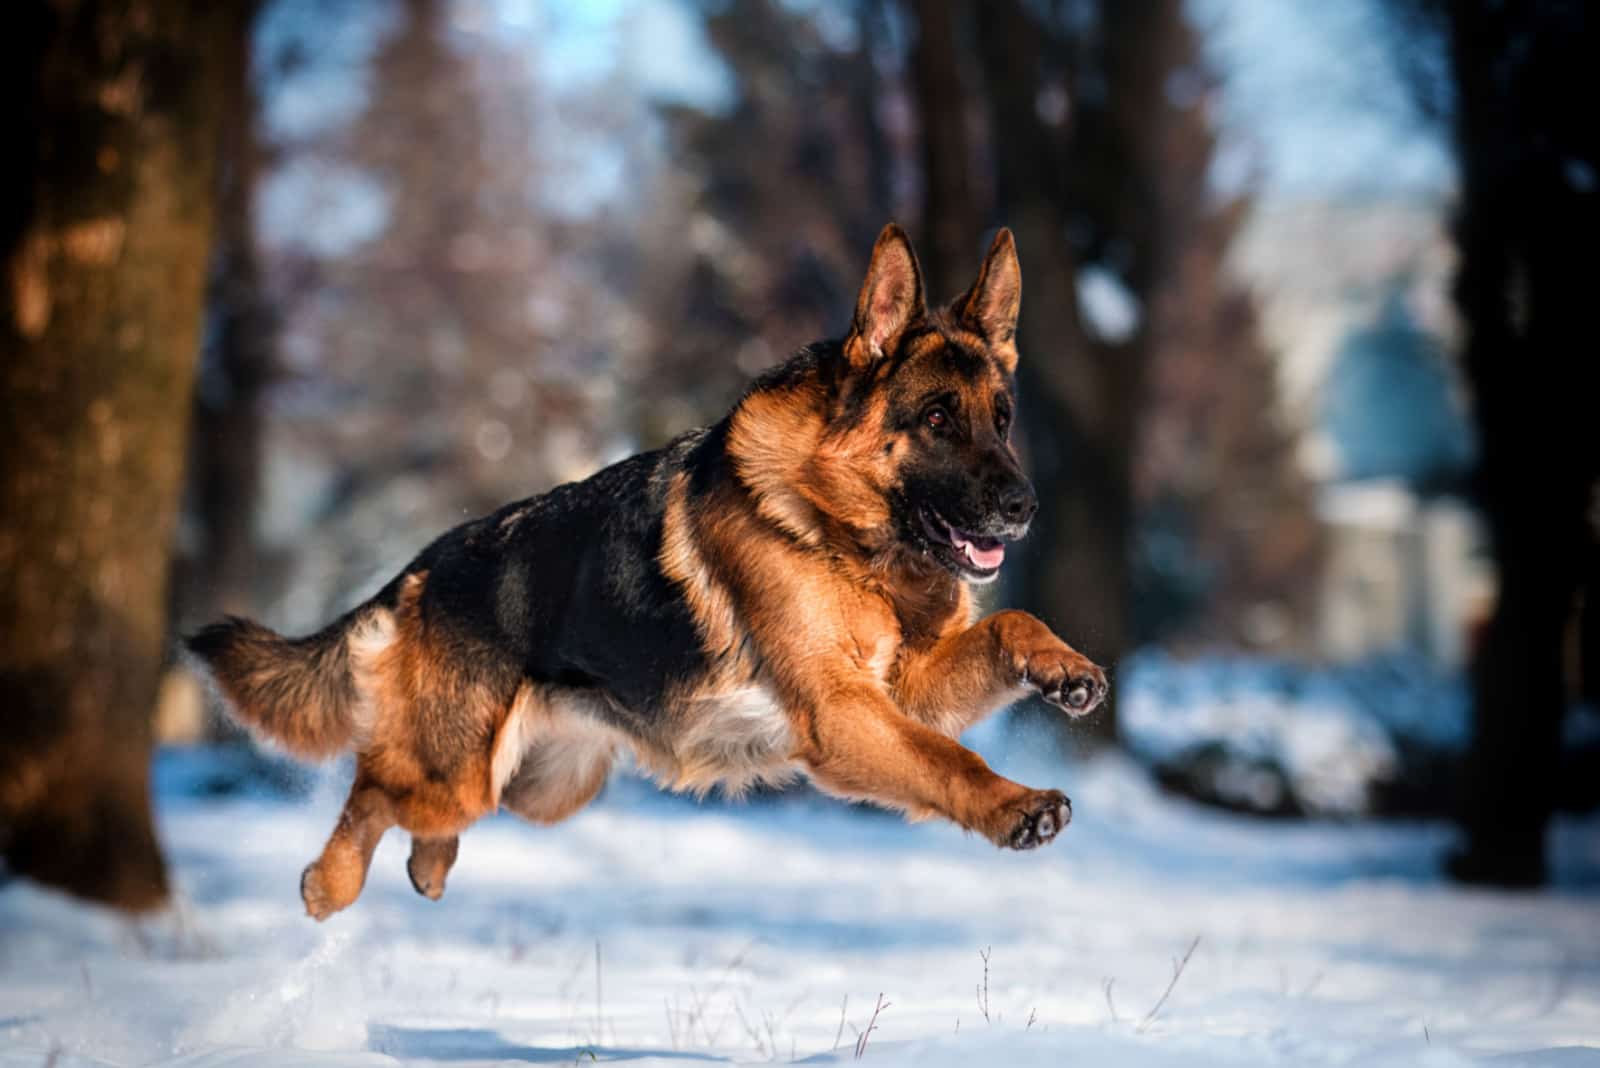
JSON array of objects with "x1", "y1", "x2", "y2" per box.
[
  {"x1": 355, "y1": 572, "x2": 510, "y2": 832},
  {"x1": 668, "y1": 684, "x2": 796, "y2": 796},
  {"x1": 345, "y1": 605, "x2": 398, "y2": 745},
  {"x1": 488, "y1": 682, "x2": 542, "y2": 807},
  {"x1": 498, "y1": 708, "x2": 619, "y2": 825},
  {"x1": 660, "y1": 475, "x2": 750, "y2": 660},
  {"x1": 726, "y1": 390, "x2": 830, "y2": 547},
  {"x1": 678, "y1": 467, "x2": 1050, "y2": 840},
  {"x1": 300, "y1": 782, "x2": 394, "y2": 920},
  {"x1": 957, "y1": 227, "x2": 1022, "y2": 371},
  {"x1": 406, "y1": 836, "x2": 459, "y2": 901}
]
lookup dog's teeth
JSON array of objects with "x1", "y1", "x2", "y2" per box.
[{"x1": 959, "y1": 539, "x2": 1005, "y2": 570}]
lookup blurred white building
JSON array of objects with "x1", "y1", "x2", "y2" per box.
[
  {"x1": 1235, "y1": 198, "x2": 1492, "y2": 669},
  {"x1": 1316, "y1": 481, "x2": 1491, "y2": 669}
]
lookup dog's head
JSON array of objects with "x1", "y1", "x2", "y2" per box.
[
  {"x1": 730, "y1": 224, "x2": 1033, "y2": 585},
  {"x1": 845, "y1": 225, "x2": 1033, "y2": 583}
]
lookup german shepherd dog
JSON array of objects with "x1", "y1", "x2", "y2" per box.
[{"x1": 188, "y1": 225, "x2": 1108, "y2": 921}]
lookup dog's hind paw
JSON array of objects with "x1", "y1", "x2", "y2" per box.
[
  {"x1": 406, "y1": 835, "x2": 460, "y2": 901},
  {"x1": 300, "y1": 862, "x2": 345, "y2": 922}
]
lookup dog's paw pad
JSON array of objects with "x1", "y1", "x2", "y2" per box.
[
  {"x1": 1005, "y1": 790, "x2": 1072, "y2": 850},
  {"x1": 1024, "y1": 651, "x2": 1109, "y2": 719},
  {"x1": 1044, "y1": 669, "x2": 1108, "y2": 718}
]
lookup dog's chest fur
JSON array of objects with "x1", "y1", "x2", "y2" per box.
[{"x1": 657, "y1": 595, "x2": 909, "y2": 795}]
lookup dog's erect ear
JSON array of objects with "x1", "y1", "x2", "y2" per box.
[
  {"x1": 845, "y1": 223, "x2": 926, "y2": 370},
  {"x1": 957, "y1": 228, "x2": 1022, "y2": 368}
]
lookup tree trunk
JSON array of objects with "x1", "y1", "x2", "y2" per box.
[
  {"x1": 1445, "y1": 0, "x2": 1597, "y2": 883},
  {"x1": 910, "y1": 0, "x2": 983, "y2": 300},
  {"x1": 186, "y1": 0, "x2": 271, "y2": 626},
  {"x1": 971, "y1": 0, "x2": 1186, "y2": 740},
  {"x1": 0, "y1": 1, "x2": 237, "y2": 910},
  {"x1": 852, "y1": 0, "x2": 897, "y2": 249}
]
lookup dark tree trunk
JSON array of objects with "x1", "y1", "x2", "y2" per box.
[
  {"x1": 0, "y1": 1, "x2": 238, "y2": 909},
  {"x1": 971, "y1": 0, "x2": 1187, "y2": 740},
  {"x1": 1444, "y1": 0, "x2": 1598, "y2": 884},
  {"x1": 853, "y1": 0, "x2": 897, "y2": 249},
  {"x1": 910, "y1": 0, "x2": 983, "y2": 299},
  {"x1": 186, "y1": 0, "x2": 271, "y2": 625}
]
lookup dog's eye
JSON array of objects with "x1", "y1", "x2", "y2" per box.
[{"x1": 925, "y1": 406, "x2": 949, "y2": 431}]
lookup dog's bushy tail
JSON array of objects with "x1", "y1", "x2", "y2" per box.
[{"x1": 185, "y1": 610, "x2": 376, "y2": 760}]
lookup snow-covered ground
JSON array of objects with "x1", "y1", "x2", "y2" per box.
[{"x1": 3, "y1": 735, "x2": 1598, "y2": 1068}]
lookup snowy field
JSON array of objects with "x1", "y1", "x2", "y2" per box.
[{"x1": 3, "y1": 735, "x2": 1599, "y2": 1068}]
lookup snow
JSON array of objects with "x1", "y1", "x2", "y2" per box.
[{"x1": 2, "y1": 741, "x2": 1598, "y2": 1067}]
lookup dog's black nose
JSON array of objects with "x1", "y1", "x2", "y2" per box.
[{"x1": 998, "y1": 482, "x2": 1037, "y2": 525}]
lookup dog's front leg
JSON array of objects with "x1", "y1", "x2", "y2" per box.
[
  {"x1": 894, "y1": 609, "x2": 1108, "y2": 733},
  {"x1": 790, "y1": 684, "x2": 1071, "y2": 850}
]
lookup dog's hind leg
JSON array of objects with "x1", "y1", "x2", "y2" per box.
[
  {"x1": 301, "y1": 777, "x2": 396, "y2": 921},
  {"x1": 406, "y1": 835, "x2": 459, "y2": 900}
]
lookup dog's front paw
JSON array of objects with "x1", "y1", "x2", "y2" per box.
[
  {"x1": 995, "y1": 788, "x2": 1071, "y2": 850},
  {"x1": 991, "y1": 611, "x2": 1109, "y2": 718},
  {"x1": 1023, "y1": 648, "x2": 1108, "y2": 718}
]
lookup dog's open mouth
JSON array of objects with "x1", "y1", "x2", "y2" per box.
[{"x1": 919, "y1": 505, "x2": 1006, "y2": 577}]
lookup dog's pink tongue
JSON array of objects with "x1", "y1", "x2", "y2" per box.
[{"x1": 958, "y1": 538, "x2": 1005, "y2": 570}]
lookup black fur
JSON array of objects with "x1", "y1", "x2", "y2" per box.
[{"x1": 395, "y1": 433, "x2": 716, "y2": 732}]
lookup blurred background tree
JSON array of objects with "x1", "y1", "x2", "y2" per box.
[
  {"x1": 1383, "y1": 0, "x2": 1598, "y2": 885},
  {"x1": 1, "y1": 0, "x2": 245, "y2": 908},
  {"x1": 957, "y1": 0, "x2": 1321, "y2": 726},
  {"x1": 183, "y1": 1, "x2": 271, "y2": 627}
]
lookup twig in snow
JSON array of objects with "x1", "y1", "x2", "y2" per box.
[
  {"x1": 763, "y1": 1009, "x2": 780, "y2": 1061},
  {"x1": 833, "y1": 994, "x2": 849, "y2": 1051},
  {"x1": 1300, "y1": 970, "x2": 1325, "y2": 998},
  {"x1": 1137, "y1": 936, "x2": 1201, "y2": 1033},
  {"x1": 1026, "y1": 1007, "x2": 1037, "y2": 1030},
  {"x1": 1424, "y1": 1024, "x2": 1431, "y2": 1045},
  {"x1": 678, "y1": 939, "x2": 760, "y2": 1050},
  {"x1": 1103, "y1": 977, "x2": 1120, "y2": 1023},
  {"x1": 976, "y1": 946, "x2": 992, "y2": 1024},
  {"x1": 685, "y1": 983, "x2": 727, "y2": 1047},
  {"x1": 734, "y1": 1000, "x2": 767, "y2": 1057},
  {"x1": 594, "y1": 940, "x2": 605, "y2": 1046},
  {"x1": 1535, "y1": 948, "x2": 1578, "y2": 1018},
  {"x1": 685, "y1": 985, "x2": 705, "y2": 1044},
  {"x1": 853, "y1": 993, "x2": 890, "y2": 1060}
]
